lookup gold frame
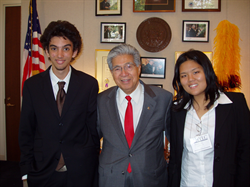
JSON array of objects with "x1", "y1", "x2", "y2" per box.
[{"x1": 95, "y1": 49, "x2": 117, "y2": 93}]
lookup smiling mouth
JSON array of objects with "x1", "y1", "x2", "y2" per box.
[
  {"x1": 121, "y1": 79, "x2": 130, "y2": 83},
  {"x1": 189, "y1": 84, "x2": 198, "y2": 88}
]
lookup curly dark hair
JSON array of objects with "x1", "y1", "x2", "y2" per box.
[
  {"x1": 40, "y1": 20, "x2": 82, "y2": 59},
  {"x1": 172, "y1": 49, "x2": 222, "y2": 111}
]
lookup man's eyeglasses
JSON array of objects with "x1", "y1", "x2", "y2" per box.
[{"x1": 112, "y1": 63, "x2": 136, "y2": 74}]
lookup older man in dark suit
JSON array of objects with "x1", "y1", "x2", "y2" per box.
[
  {"x1": 97, "y1": 44, "x2": 172, "y2": 187},
  {"x1": 19, "y1": 20, "x2": 99, "y2": 187}
]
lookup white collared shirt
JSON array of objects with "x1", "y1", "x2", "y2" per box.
[
  {"x1": 116, "y1": 82, "x2": 144, "y2": 132},
  {"x1": 180, "y1": 92, "x2": 232, "y2": 187},
  {"x1": 50, "y1": 66, "x2": 71, "y2": 99}
]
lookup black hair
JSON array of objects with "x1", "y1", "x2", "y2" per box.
[
  {"x1": 172, "y1": 49, "x2": 222, "y2": 111},
  {"x1": 40, "y1": 20, "x2": 82, "y2": 59}
]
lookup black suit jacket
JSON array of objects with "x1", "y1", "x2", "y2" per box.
[
  {"x1": 19, "y1": 66, "x2": 99, "y2": 187},
  {"x1": 168, "y1": 92, "x2": 250, "y2": 187}
]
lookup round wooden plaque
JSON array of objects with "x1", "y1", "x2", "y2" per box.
[{"x1": 136, "y1": 17, "x2": 172, "y2": 52}]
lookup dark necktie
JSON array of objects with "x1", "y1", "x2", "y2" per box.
[
  {"x1": 56, "y1": 81, "x2": 66, "y2": 116},
  {"x1": 124, "y1": 96, "x2": 134, "y2": 173},
  {"x1": 56, "y1": 81, "x2": 66, "y2": 171}
]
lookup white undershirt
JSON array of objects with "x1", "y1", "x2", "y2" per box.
[
  {"x1": 180, "y1": 92, "x2": 232, "y2": 187},
  {"x1": 116, "y1": 83, "x2": 144, "y2": 132}
]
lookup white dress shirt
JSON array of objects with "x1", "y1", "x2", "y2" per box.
[
  {"x1": 50, "y1": 66, "x2": 71, "y2": 99},
  {"x1": 180, "y1": 93, "x2": 232, "y2": 187},
  {"x1": 116, "y1": 82, "x2": 144, "y2": 132}
]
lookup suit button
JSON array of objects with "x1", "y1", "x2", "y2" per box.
[
  {"x1": 215, "y1": 156, "x2": 220, "y2": 162},
  {"x1": 59, "y1": 123, "x2": 63, "y2": 126},
  {"x1": 215, "y1": 143, "x2": 220, "y2": 149},
  {"x1": 122, "y1": 171, "x2": 125, "y2": 175},
  {"x1": 129, "y1": 154, "x2": 132, "y2": 157},
  {"x1": 60, "y1": 141, "x2": 63, "y2": 144}
]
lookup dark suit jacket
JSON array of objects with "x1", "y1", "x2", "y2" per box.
[
  {"x1": 97, "y1": 81, "x2": 173, "y2": 187},
  {"x1": 19, "y1": 66, "x2": 100, "y2": 187},
  {"x1": 168, "y1": 92, "x2": 250, "y2": 187}
]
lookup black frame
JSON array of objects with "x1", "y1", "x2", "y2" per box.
[
  {"x1": 100, "y1": 22, "x2": 126, "y2": 43},
  {"x1": 96, "y1": 0, "x2": 122, "y2": 16},
  {"x1": 182, "y1": 20, "x2": 210, "y2": 42},
  {"x1": 140, "y1": 57, "x2": 166, "y2": 79}
]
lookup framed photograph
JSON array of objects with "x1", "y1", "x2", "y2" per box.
[
  {"x1": 182, "y1": 0, "x2": 221, "y2": 12},
  {"x1": 148, "y1": 84, "x2": 163, "y2": 88},
  {"x1": 96, "y1": 0, "x2": 122, "y2": 16},
  {"x1": 182, "y1": 20, "x2": 209, "y2": 42},
  {"x1": 95, "y1": 49, "x2": 117, "y2": 92},
  {"x1": 100, "y1": 22, "x2": 126, "y2": 43},
  {"x1": 140, "y1": 57, "x2": 166, "y2": 79},
  {"x1": 133, "y1": 0, "x2": 175, "y2": 12},
  {"x1": 175, "y1": 51, "x2": 213, "y2": 63}
]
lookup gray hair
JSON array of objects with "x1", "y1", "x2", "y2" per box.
[{"x1": 107, "y1": 44, "x2": 141, "y2": 70}]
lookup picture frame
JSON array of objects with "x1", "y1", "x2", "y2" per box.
[
  {"x1": 133, "y1": 0, "x2": 175, "y2": 12},
  {"x1": 100, "y1": 22, "x2": 126, "y2": 43},
  {"x1": 182, "y1": 0, "x2": 221, "y2": 12},
  {"x1": 182, "y1": 20, "x2": 209, "y2": 42},
  {"x1": 95, "y1": 49, "x2": 117, "y2": 92},
  {"x1": 175, "y1": 51, "x2": 213, "y2": 63},
  {"x1": 96, "y1": 0, "x2": 122, "y2": 16},
  {"x1": 140, "y1": 57, "x2": 166, "y2": 79}
]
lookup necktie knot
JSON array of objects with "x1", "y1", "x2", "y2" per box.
[
  {"x1": 125, "y1": 95, "x2": 131, "y2": 102},
  {"x1": 58, "y1": 81, "x2": 65, "y2": 90}
]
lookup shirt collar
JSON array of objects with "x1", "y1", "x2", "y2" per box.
[
  {"x1": 184, "y1": 92, "x2": 233, "y2": 110},
  {"x1": 50, "y1": 66, "x2": 72, "y2": 92},
  {"x1": 117, "y1": 82, "x2": 143, "y2": 104}
]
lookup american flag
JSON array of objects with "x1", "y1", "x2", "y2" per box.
[{"x1": 21, "y1": 0, "x2": 45, "y2": 94}]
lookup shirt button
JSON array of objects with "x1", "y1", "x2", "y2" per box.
[{"x1": 121, "y1": 171, "x2": 125, "y2": 175}]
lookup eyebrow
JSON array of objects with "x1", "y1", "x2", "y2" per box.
[{"x1": 49, "y1": 44, "x2": 72, "y2": 48}]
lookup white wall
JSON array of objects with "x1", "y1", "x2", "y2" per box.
[{"x1": 0, "y1": 0, "x2": 249, "y2": 160}]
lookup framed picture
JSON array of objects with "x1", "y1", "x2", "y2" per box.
[
  {"x1": 95, "y1": 49, "x2": 117, "y2": 92},
  {"x1": 148, "y1": 84, "x2": 163, "y2": 88},
  {"x1": 100, "y1": 22, "x2": 126, "y2": 43},
  {"x1": 133, "y1": 0, "x2": 175, "y2": 12},
  {"x1": 182, "y1": 0, "x2": 221, "y2": 12},
  {"x1": 182, "y1": 20, "x2": 209, "y2": 42},
  {"x1": 96, "y1": 0, "x2": 122, "y2": 16},
  {"x1": 140, "y1": 57, "x2": 166, "y2": 79},
  {"x1": 175, "y1": 51, "x2": 213, "y2": 63}
]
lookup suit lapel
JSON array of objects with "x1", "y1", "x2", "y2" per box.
[
  {"x1": 41, "y1": 66, "x2": 59, "y2": 118},
  {"x1": 175, "y1": 110, "x2": 186, "y2": 151},
  {"x1": 61, "y1": 67, "x2": 80, "y2": 118},
  {"x1": 214, "y1": 103, "x2": 232, "y2": 138},
  {"x1": 131, "y1": 82, "x2": 156, "y2": 148},
  {"x1": 106, "y1": 87, "x2": 129, "y2": 149}
]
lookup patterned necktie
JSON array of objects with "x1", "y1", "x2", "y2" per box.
[
  {"x1": 56, "y1": 81, "x2": 66, "y2": 116},
  {"x1": 124, "y1": 96, "x2": 134, "y2": 173},
  {"x1": 55, "y1": 81, "x2": 66, "y2": 171}
]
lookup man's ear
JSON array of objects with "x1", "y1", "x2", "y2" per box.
[
  {"x1": 72, "y1": 50, "x2": 78, "y2": 58},
  {"x1": 45, "y1": 49, "x2": 50, "y2": 58}
]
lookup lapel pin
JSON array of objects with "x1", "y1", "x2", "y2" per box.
[{"x1": 147, "y1": 107, "x2": 150, "y2": 110}]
